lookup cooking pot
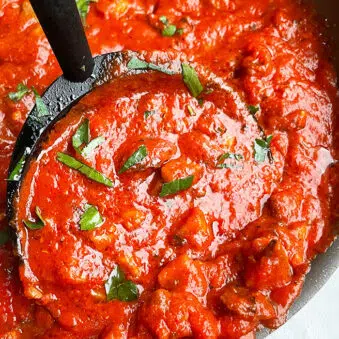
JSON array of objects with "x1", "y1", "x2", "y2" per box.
[{"x1": 260, "y1": 0, "x2": 339, "y2": 336}]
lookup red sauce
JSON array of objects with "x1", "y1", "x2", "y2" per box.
[{"x1": 0, "y1": 0, "x2": 338, "y2": 338}]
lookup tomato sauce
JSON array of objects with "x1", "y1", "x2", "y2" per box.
[{"x1": 1, "y1": 0, "x2": 338, "y2": 338}]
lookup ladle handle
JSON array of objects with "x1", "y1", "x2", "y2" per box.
[{"x1": 29, "y1": 0, "x2": 94, "y2": 82}]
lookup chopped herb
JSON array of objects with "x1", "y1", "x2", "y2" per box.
[
  {"x1": 159, "y1": 16, "x2": 168, "y2": 25},
  {"x1": 144, "y1": 110, "x2": 156, "y2": 119},
  {"x1": 216, "y1": 127, "x2": 225, "y2": 134},
  {"x1": 162, "y1": 24, "x2": 177, "y2": 37},
  {"x1": 216, "y1": 153, "x2": 244, "y2": 169},
  {"x1": 32, "y1": 88, "x2": 49, "y2": 117},
  {"x1": 176, "y1": 28, "x2": 184, "y2": 35},
  {"x1": 197, "y1": 98, "x2": 204, "y2": 106},
  {"x1": 119, "y1": 145, "x2": 147, "y2": 174},
  {"x1": 117, "y1": 281, "x2": 139, "y2": 302},
  {"x1": 72, "y1": 119, "x2": 104, "y2": 157},
  {"x1": 181, "y1": 63, "x2": 203, "y2": 98},
  {"x1": 8, "y1": 153, "x2": 26, "y2": 181},
  {"x1": 148, "y1": 63, "x2": 175, "y2": 75},
  {"x1": 172, "y1": 234, "x2": 187, "y2": 247},
  {"x1": 23, "y1": 207, "x2": 45, "y2": 230},
  {"x1": 82, "y1": 136, "x2": 105, "y2": 158},
  {"x1": 0, "y1": 230, "x2": 10, "y2": 246},
  {"x1": 80, "y1": 204, "x2": 103, "y2": 230},
  {"x1": 9, "y1": 85, "x2": 49, "y2": 116},
  {"x1": 216, "y1": 163, "x2": 236, "y2": 169},
  {"x1": 127, "y1": 57, "x2": 149, "y2": 70},
  {"x1": 105, "y1": 265, "x2": 139, "y2": 302},
  {"x1": 72, "y1": 119, "x2": 90, "y2": 153},
  {"x1": 8, "y1": 83, "x2": 29, "y2": 102},
  {"x1": 127, "y1": 57, "x2": 175, "y2": 75},
  {"x1": 204, "y1": 88, "x2": 214, "y2": 95},
  {"x1": 159, "y1": 16, "x2": 182, "y2": 37},
  {"x1": 218, "y1": 153, "x2": 243, "y2": 162},
  {"x1": 76, "y1": 0, "x2": 96, "y2": 24},
  {"x1": 248, "y1": 105, "x2": 260, "y2": 115},
  {"x1": 254, "y1": 135, "x2": 273, "y2": 163},
  {"x1": 105, "y1": 265, "x2": 125, "y2": 300},
  {"x1": 187, "y1": 105, "x2": 196, "y2": 116},
  {"x1": 159, "y1": 175, "x2": 194, "y2": 197},
  {"x1": 57, "y1": 152, "x2": 114, "y2": 187}
]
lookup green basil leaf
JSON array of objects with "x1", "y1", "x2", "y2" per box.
[
  {"x1": 162, "y1": 24, "x2": 177, "y2": 37},
  {"x1": 118, "y1": 145, "x2": 147, "y2": 174},
  {"x1": 117, "y1": 280, "x2": 139, "y2": 301},
  {"x1": 57, "y1": 152, "x2": 114, "y2": 187},
  {"x1": 127, "y1": 57, "x2": 175, "y2": 75},
  {"x1": 32, "y1": 88, "x2": 49, "y2": 117},
  {"x1": 105, "y1": 265, "x2": 138, "y2": 302},
  {"x1": 187, "y1": 105, "x2": 196, "y2": 116},
  {"x1": 254, "y1": 135, "x2": 273, "y2": 163},
  {"x1": 8, "y1": 83, "x2": 30, "y2": 102},
  {"x1": 72, "y1": 119, "x2": 90, "y2": 152},
  {"x1": 80, "y1": 204, "x2": 103, "y2": 230},
  {"x1": 8, "y1": 153, "x2": 26, "y2": 181},
  {"x1": 105, "y1": 265, "x2": 126, "y2": 300},
  {"x1": 248, "y1": 105, "x2": 260, "y2": 115},
  {"x1": 76, "y1": 0, "x2": 96, "y2": 23},
  {"x1": 144, "y1": 110, "x2": 156, "y2": 119},
  {"x1": 76, "y1": 0, "x2": 89, "y2": 20},
  {"x1": 159, "y1": 175, "x2": 194, "y2": 197},
  {"x1": 266, "y1": 135, "x2": 273, "y2": 144},
  {"x1": 148, "y1": 63, "x2": 175, "y2": 75},
  {"x1": 127, "y1": 57, "x2": 149, "y2": 70},
  {"x1": 181, "y1": 63, "x2": 204, "y2": 98},
  {"x1": 81, "y1": 136, "x2": 105, "y2": 158},
  {"x1": 0, "y1": 230, "x2": 10, "y2": 246},
  {"x1": 23, "y1": 206, "x2": 45, "y2": 230}
]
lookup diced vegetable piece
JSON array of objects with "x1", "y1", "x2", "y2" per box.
[
  {"x1": 245, "y1": 240, "x2": 293, "y2": 290},
  {"x1": 220, "y1": 285, "x2": 275, "y2": 320},
  {"x1": 158, "y1": 254, "x2": 208, "y2": 298},
  {"x1": 140, "y1": 289, "x2": 218, "y2": 339},
  {"x1": 177, "y1": 208, "x2": 212, "y2": 249},
  {"x1": 161, "y1": 157, "x2": 203, "y2": 184},
  {"x1": 121, "y1": 209, "x2": 146, "y2": 231}
]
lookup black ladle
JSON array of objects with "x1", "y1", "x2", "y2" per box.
[{"x1": 5, "y1": 0, "x2": 138, "y2": 219}]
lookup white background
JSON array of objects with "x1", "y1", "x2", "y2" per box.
[{"x1": 269, "y1": 269, "x2": 339, "y2": 339}]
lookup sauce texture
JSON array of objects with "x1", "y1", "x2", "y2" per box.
[{"x1": 1, "y1": 0, "x2": 339, "y2": 338}]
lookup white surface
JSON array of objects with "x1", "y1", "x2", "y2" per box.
[{"x1": 268, "y1": 269, "x2": 339, "y2": 339}]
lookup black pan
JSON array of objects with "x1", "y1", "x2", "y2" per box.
[
  {"x1": 5, "y1": 0, "x2": 339, "y2": 336},
  {"x1": 260, "y1": 0, "x2": 339, "y2": 335}
]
